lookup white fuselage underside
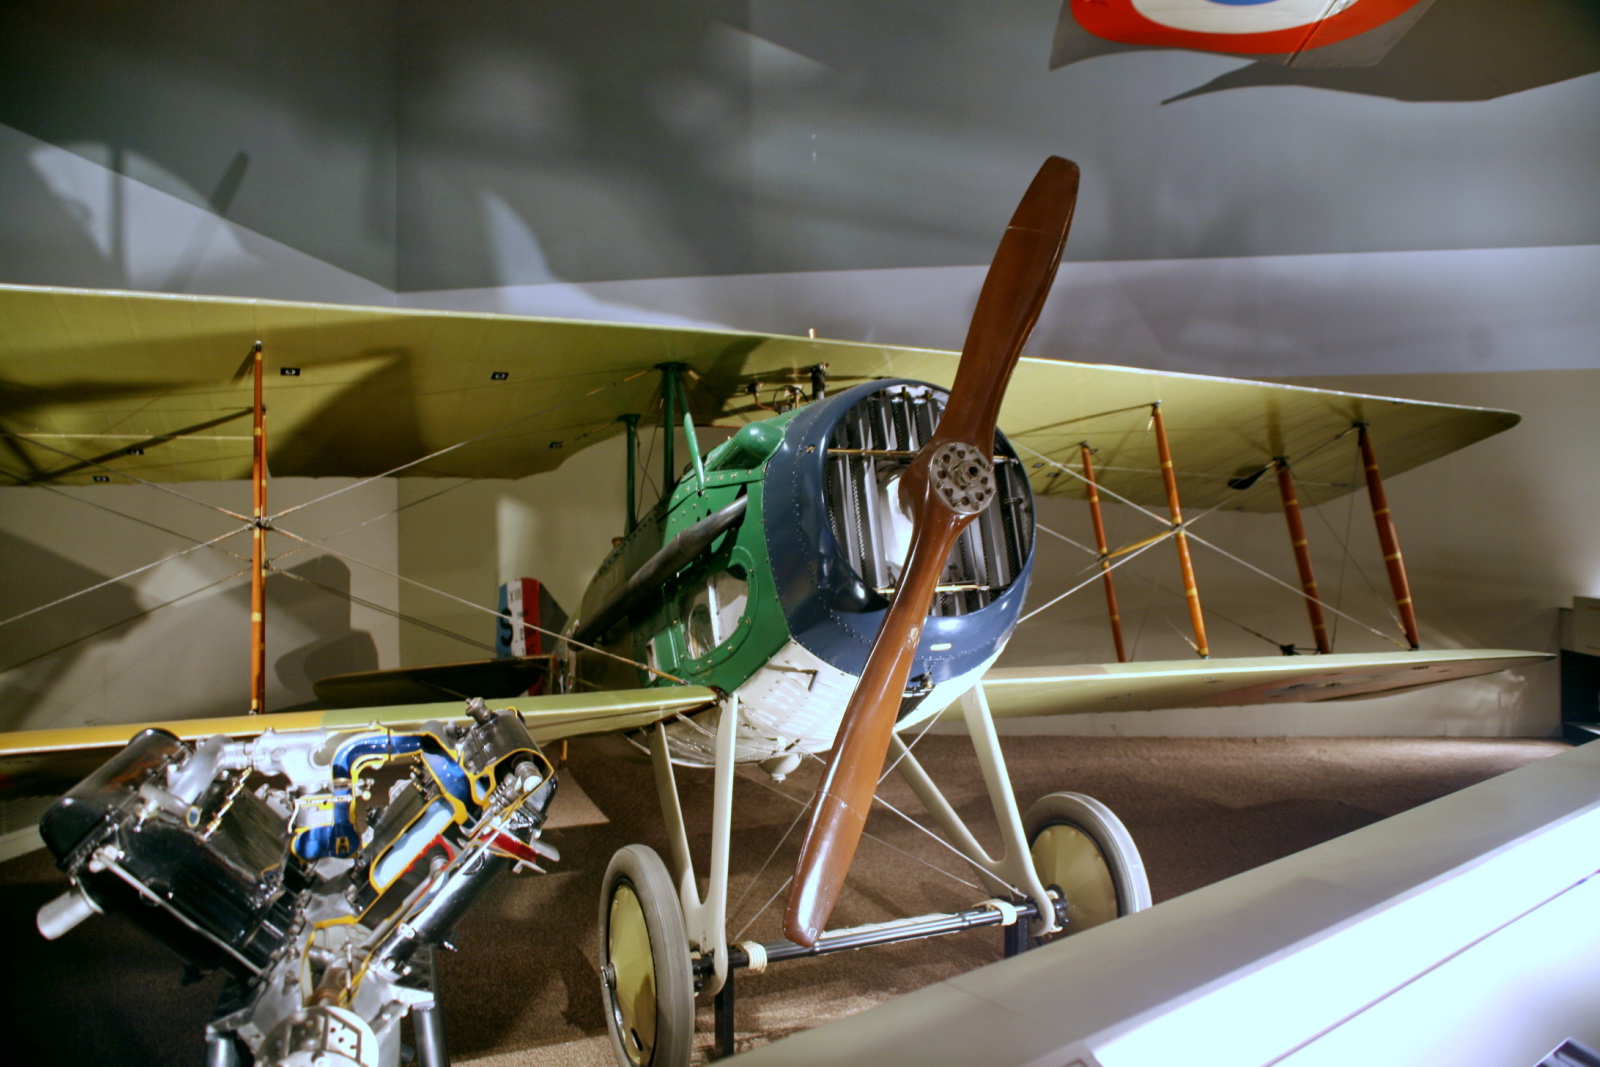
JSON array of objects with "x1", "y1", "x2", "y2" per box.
[{"x1": 661, "y1": 639, "x2": 1000, "y2": 767}]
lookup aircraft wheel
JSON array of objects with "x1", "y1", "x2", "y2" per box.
[
  {"x1": 1024, "y1": 792, "x2": 1150, "y2": 941},
  {"x1": 599, "y1": 844, "x2": 694, "y2": 1067}
]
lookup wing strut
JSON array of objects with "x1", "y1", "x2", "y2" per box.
[
  {"x1": 1081, "y1": 443, "x2": 1128, "y2": 662},
  {"x1": 621, "y1": 413, "x2": 641, "y2": 533},
  {"x1": 1150, "y1": 403, "x2": 1209, "y2": 658},
  {"x1": 1357, "y1": 424, "x2": 1420, "y2": 650},
  {"x1": 1274, "y1": 459, "x2": 1331, "y2": 654},
  {"x1": 249, "y1": 341, "x2": 268, "y2": 714}
]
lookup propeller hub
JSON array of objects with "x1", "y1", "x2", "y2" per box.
[{"x1": 927, "y1": 442, "x2": 997, "y2": 516}]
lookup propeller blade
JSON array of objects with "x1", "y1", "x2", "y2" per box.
[{"x1": 784, "y1": 157, "x2": 1080, "y2": 947}]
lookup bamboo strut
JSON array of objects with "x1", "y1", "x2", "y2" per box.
[
  {"x1": 1080, "y1": 443, "x2": 1127, "y2": 662},
  {"x1": 249, "y1": 342, "x2": 268, "y2": 714},
  {"x1": 1274, "y1": 459, "x2": 1331, "y2": 654},
  {"x1": 1357, "y1": 424, "x2": 1421, "y2": 650},
  {"x1": 1150, "y1": 404, "x2": 1209, "y2": 658}
]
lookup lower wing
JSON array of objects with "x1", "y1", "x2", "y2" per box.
[
  {"x1": 970, "y1": 649, "x2": 1550, "y2": 719},
  {"x1": 0, "y1": 686, "x2": 717, "y2": 799}
]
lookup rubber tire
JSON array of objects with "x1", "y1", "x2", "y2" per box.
[
  {"x1": 1023, "y1": 792, "x2": 1150, "y2": 940},
  {"x1": 599, "y1": 845, "x2": 694, "y2": 1067}
]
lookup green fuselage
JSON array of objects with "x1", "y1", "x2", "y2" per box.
[{"x1": 570, "y1": 414, "x2": 797, "y2": 698}]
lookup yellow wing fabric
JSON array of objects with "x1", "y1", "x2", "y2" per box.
[
  {"x1": 966, "y1": 650, "x2": 1550, "y2": 720},
  {"x1": 0, "y1": 284, "x2": 1518, "y2": 512},
  {"x1": 0, "y1": 686, "x2": 717, "y2": 799}
]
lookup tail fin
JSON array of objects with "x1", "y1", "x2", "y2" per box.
[{"x1": 496, "y1": 579, "x2": 568, "y2": 659}]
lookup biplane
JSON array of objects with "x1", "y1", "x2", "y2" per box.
[{"x1": 0, "y1": 158, "x2": 1546, "y2": 1067}]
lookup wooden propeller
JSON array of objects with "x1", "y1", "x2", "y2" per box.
[{"x1": 783, "y1": 157, "x2": 1081, "y2": 948}]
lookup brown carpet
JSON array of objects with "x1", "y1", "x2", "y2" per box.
[{"x1": 0, "y1": 735, "x2": 1567, "y2": 1065}]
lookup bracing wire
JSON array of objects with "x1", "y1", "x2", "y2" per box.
[
  {"x1": 9, "y1": 436, "x2": 252, "y2": 522},
  {"x1": 1015, "y1": 440, "x2": 1399, "y2": 648},
  {"x1": 0, "y1": 568, "x2": 249, "y2": 675},
  {"x1": 269, "y1": 524, "x2": 689, "y2": 685},
  {"x1": 17, "y1": 480, "x2": 254, "y2": 566},
  {"x1": 272, "y1": 367, "x2": 654, "y2": 522},
  {"x1": 0, "y1": 526, "x2": 248, "y2": 631},
  {"x1": 272, "y1": 568, "x2": 497, "y2": 654}
]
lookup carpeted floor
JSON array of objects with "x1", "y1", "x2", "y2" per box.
[{"x1": 0, "y1": 735, "x2": 1568, "y2": 1065}]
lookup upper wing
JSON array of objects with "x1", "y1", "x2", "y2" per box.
[
  {"x1": 0, "y1": 686, "x2": 717, "y2": 799},
  {"x1": 0, "y1": 284, "x2": 1516, "y2": 512},
  {"x1": 969, "y1": 649, "x2": 1551, "y2": 719}
]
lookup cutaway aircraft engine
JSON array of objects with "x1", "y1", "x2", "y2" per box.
[{"x1": 34, "y1": 700, "x2": 558, "y2": 1067}]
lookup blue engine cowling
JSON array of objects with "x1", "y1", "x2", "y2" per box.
[{"x1": 762, "y1": 378, "x2": 1036, "y2": 693}]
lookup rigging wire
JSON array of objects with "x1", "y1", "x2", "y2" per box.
[
  {"x1": 1305, "y1": 444, "x2": 1402, "y2": 645},
  {"x1": 637, "y1": 388, "x2": 665, "y2": 508},
  {"x1": 0, "y1": 526, "x2": 248, "y2": 632},
  {"x1": 727, "y1": 770, "x2": 815, "y2": 936},
  {"x1": 0, "y1": 568, "x2": 249, "y2": 676},
  {"x1": 9, "y1": 436, "x2": 252, "y2": 523},
  {"x1": 735, "y1": 754, "x2": 994, "y2": 933},
  {"x1": 799, "y1": 746, "x2": 1014, "y2": 893},
  {"x1": 6, "y1": 362, "x2": 673, "y2": 688},
  {"x1": 14, "y1": 480, "x2": 254, "y2": 566},
  {"x1": 269, "y1": 525, "x2": 688, "y2": 685},
  {"x1": 272, "y1": 367, "x2": 655, "y2": 522},
  {"x1": 1017, "y1": 529, "x2": 1170, "y2": 625},
  {"x1": 1182, "y1": 526, "x2": 1404, "y2": 648},
  {"x1": 1015, "y1": 440, "x2": 1398, "y2": 648},
  {"x1": 721, "y1": 729, "x2": 1022, "y2": 939},
  {"x1": 298, "y1": 413, "x2": 628, "y2": 557},
  {"x1": 272, "y1": 568, "x2": 497, "y2": 654}
]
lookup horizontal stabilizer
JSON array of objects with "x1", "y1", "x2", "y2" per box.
[
  {"x1": 313, "y1": 656, "x2": 552, "y2": 707},
  {"x1": 967, "y1": 649, "x2": 1550, "y2": 719},
  {"x1": 0, "y1": 686, "x2": 718, "y2": 799}
]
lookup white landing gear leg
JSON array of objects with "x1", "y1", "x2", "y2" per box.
[
  {"x1": 890, "y1": 685, "x2": 1149, "y2": 950},
  {"x1": 598, "y1": 700, "x2": 741, "y2": 1067},
  {"x1": 647, "y1": 696, "x2": 742, "y2": 1058}
]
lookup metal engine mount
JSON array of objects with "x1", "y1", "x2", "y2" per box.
[{"x1": 36, "y1": 698, "x2": 559, "y2": 1067}]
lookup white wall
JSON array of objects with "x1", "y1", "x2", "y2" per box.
[
  {"x1": 0, "y1": 478, "x2": 399, "y2": 729},
  {"x1": 393, "y1": 434, "x2": 630, "y2": 668}
]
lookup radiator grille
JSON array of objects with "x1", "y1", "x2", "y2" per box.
[{"x1": 824, "y1": 384, "x2": 1033, "y2": 616}]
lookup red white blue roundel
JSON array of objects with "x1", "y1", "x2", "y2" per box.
[{"x1": 1071, "y1": 0, "x2": 1425, "y2": 56}]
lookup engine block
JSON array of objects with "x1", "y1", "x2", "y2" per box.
[{"x1": 37, "y1": 700, "x2": 558, "y2": 1067}]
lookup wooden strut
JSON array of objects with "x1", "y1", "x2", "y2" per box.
[
  {"x1": 1149, "y1": 404, "x2": 1209, "y2": 658},
  {"x1": 249, "y1": 341, "x2": 268, "y2": 714},
  {"x1": 1357, "y1": 424, "x2": 1421, "y2": 650},
  {"x1": 1274, "y1": 459, "x2": 1331, "y2": 655},
  {"x1": 1080, "y1": 443, "x2": 1127, "y2": 662}
]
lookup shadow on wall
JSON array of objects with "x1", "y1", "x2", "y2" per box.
[
  {"x1": 395, "y1": 4, "x2": 759, "y2": 290},
  {"x1": 0, "y1": 528, "x2": 143, "y2": 729},
  {"x1": 0, "y1": 0, "x2": 397, "y2": 287},
  {"x1": 263, "y1": 556, "x2": 381, "y2": 713},
  {"x1": 0, "y1": 533, "x2": 378, "y2": 729}
]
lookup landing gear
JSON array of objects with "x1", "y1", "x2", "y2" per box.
[
  {"x1": 599, "y1": 845, "x2": 694, "y2": 1067},
  {"x1": 1024, "y1": 792, "x2": 1150, "y2": 940}
]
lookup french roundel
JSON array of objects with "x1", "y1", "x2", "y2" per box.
[{"x1": 1070, "y1": 0, "x2": 1426, "y2": 56}]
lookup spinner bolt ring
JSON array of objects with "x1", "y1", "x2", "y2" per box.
[{"x1": 928, "y1": 442, "x2": 997, "y2": 515}]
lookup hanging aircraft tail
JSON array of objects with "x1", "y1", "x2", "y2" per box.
[{"x1": 496, "y1": 578, "x2": 569, "y2": 660}]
